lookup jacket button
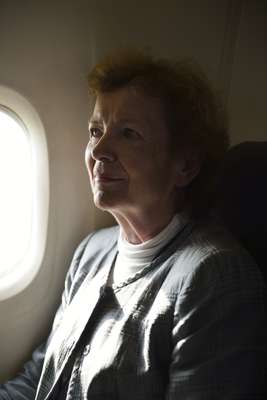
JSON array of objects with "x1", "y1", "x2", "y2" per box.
[{"x1": 83, "y1": 344, "x2": 91, "y2": 355}]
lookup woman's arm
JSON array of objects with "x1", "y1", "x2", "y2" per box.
[
  {"x1": 0, "y1": 344, "x2": 46, "y2": 400},
  {"x1": 0, "y1": 234, "x2": 91, "y2": 400}
]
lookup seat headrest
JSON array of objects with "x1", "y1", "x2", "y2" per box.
[{"x1": 216, "y1": 141, "x2": 267, "y2": 281}]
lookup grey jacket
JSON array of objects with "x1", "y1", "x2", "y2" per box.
[{"x1": 1, "y1": 219, "x2": 266, "y2": 399}]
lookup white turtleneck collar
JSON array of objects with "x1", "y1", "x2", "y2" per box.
[{"x1": 109, "y1": 213, "x2": 187, "y2": 286}]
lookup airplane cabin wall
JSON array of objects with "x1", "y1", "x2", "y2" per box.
[{"x1": 0, "y1": 0, "x2": 266, "y2": 381}]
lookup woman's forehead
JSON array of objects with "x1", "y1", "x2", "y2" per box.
[{"x1": 90, "y1": 85, "x2": 165, "y2": 125}]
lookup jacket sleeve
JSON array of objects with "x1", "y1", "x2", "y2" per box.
[
  {"x1": 165, "y1": 250, "x2": 267, "y2": 399},
  {"x1": 0, "y1": 234, "x2": 91, "y2": 400}
]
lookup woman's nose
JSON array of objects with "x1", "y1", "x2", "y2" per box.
[{"x1": 90, "y1": 132, "x2": 116, "y2": 162}]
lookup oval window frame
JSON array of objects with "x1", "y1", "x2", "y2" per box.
[{"x1": 0, "y1": 85, "x2": 49, "y2": 301}]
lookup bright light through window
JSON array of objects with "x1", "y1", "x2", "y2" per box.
[
  {"x1": 0, "y1": 85, "x2": 49, "y2": 301},
  {"x1": 0, "y1": 107, "x2": 32, "y2": 278}
]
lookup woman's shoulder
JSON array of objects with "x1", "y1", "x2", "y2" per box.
[
  {"x1": 66, "y1": 225, "x2": 119, "y2": 298},
  {"x1": 80, "y1": 224, "x2": 119, "y2": 252},
  {"x1": 185, "y1": 215, "x2": 251, "y2": 259},
  {"x1": 166, "y1": 216, "x2": 262, "y2": 290}
]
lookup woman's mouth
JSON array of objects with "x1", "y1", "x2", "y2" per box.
[{"x1": 94, "y1": 175, "x2": 125, "y2": 185}]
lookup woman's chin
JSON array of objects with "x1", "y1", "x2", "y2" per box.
[{"x1": 93, "y1": 191, "x2": 123, "y2": 211}]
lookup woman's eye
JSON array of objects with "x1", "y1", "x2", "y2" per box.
[
  {"x1": 89, "y1": 127, "x2": 102, "y2": 138},
  {"x1": 122, "y1": 128, "x2": 140, "y2": 139}
]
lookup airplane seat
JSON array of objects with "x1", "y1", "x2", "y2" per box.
[{"x1": 215, "y1": 141, "x2": 267, "y2": 283}]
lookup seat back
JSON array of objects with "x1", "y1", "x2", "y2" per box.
[{"x1": 216, "y1": 141, "x2": 267, "y2": 282}]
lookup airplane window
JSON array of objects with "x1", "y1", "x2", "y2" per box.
[
  {"x1": 0, "y1": 86, "x2": 49, "y2": 301},
  {"x1": 0, "y1": 107, "x2": 32, "y2": 279}
]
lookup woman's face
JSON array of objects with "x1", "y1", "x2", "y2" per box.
[{"x1": 85, "y1": 85, "x2": 181, "y2": 219}]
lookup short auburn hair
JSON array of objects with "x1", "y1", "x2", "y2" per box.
[{"x1": 88, "y1": 49, "x2": 229, "y2": 217}]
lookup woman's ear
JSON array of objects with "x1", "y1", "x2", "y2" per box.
[{"x1": 175, "y1": 153, "x2": 201, "y2": 188}]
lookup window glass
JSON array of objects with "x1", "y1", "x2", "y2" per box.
[
  {"x1": 0, "y1": 85, "x2": 49, "y2": 300},
  {"x1": 0, "y1": 108, "x2": 33, "y2": 278}
]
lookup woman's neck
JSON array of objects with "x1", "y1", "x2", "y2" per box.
[{"x1": 111, "y1": 208, "x2": 180, "y2": 244}]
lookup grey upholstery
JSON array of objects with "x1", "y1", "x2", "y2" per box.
[{"x1": 216, "y1": 141, "x2": 267, "y2": 282}]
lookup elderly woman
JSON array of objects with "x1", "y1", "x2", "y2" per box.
[{"x1": 1, "y1": 50, "x2": 266, "y2": 399}]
